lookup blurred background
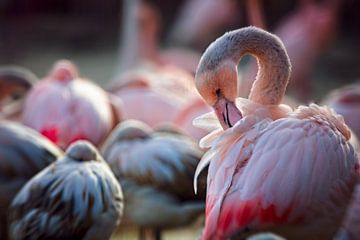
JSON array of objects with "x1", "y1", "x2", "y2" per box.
[{"x1": 1, "y1": 0, "x2": 359, "y2": 102}]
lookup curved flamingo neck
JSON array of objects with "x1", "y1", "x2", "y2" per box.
[{"x1": 198, "y1": 26, "x2": 291, "y2": 106}]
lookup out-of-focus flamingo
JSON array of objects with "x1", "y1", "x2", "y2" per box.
[
  {"x1": 102, "y1": 120, "x2": 206, "y2": 240},
  {"x1": 9, "y1": 140, "x2": 123, "y2": 240},
  {"x1": 0, "y1": 121, "x2": 62, "y2": 240},
  {"x1": 22, "y1": 60, "x2": 122, "y2": 149},
  {"x1": 111, "y1": 0, "x2": 207, "y2": 140},
  {"x1": 322, "y1": 82, "x2": 360, "y2": 140},
  {"x1": 242, "y1": 0, "x2": 340, "y2": 102},
  {"x1": 0, "y1": 66, "x2": 37, "y2": 120},
  {"x1": 108, "y1": 65, "x2": 196, "y2": 128},
  {"x1": 116, "y1": 0, "x2": 201, "y2": 75},
  {"x1": 173, "y1": 97, "x2": 211, "y2": 142},
  {"x1": 168, "y1": 0, "x2": 240, "y2": 50},
  {"x1": 193, "y1": 27, "x2": 359, "y2": 239}
]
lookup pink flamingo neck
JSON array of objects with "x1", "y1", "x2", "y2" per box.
[{"x1": 197, "y1": 26, "x2": 291, "y2": 106}]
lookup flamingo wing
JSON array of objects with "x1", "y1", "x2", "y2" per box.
[
  {"x1": 204, "y1": 117, "x2": 358, "y2": 239},
  {"x1": 9, "y1": 159, "x2": 123, "y2": 239},
  {"x1": 105, "y1": 131, "x2": 203, "y2": 200}
]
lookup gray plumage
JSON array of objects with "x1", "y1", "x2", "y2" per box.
[
  {"x1": 102, "y1": 120, "x2": 207, "y2": 237},
  {"x1": 8, "y1": 140, "x2": 123, "y2": 240},
  {"x1": 0, "y1": 121, "x2": 62, "y2": 240}
]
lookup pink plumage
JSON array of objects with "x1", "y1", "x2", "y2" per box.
[
  {"x1": 173, "y1": 97, "x2": 211, "y2": 142},
  {"x1": 194, "y1": 27, "x2": 359, "y2": 239},
  {"x1": 109, "y1": 64, "x2": 207, "y2": 141},
  {"x1": 22, "y1": 60, "x2": 122, "y2": 149}
]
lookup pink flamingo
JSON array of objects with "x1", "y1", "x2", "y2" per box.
[
  {"x1": 109, "y1": 66, "x2": 210, "y2": 141},
  {"x1": 173, "y1": 97, "x2": 212, "y2": 142},
  {"x1": 8, "y1": 140, "x2": 123, "y2": 240},
  {"x1": 110, "y1": 0, "x2": 203, "y2": 133},
  {"x1": 193, "y1": 26, "x2": 359, "y2": 239},
  {"x1": 22, "y1": 60, "x2": 122, "y2": 149},
  {"x1": 108, "y1": 67, "x2": 192, "y2": 128}
]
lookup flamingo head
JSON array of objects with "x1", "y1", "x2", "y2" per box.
[
  {"x1": 101, "y1": 120, "x2": 152, "y2": 160},
  {"x1": 196, "y1": 60, "x2": 242, "y2": 129},
  {"x1": 66, "y1": 140, "x2": 101, "y2": 162},
  {"x1": 108, "y1": 120, "x2": 152, "y2": 143},
  {"x1": 48, "y1": 60, "x2": 79, "y2": 82}
]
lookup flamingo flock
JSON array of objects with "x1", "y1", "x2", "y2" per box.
[{"x1": 0, "y1": 1, "x2": 359, "y2": 240}]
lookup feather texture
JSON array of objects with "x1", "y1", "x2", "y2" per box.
[
  {"x1": 102, "y1": 120, "x2": 206, "y2": 230},
  {"x1": 201, "y1": 102, "x2": 358, "y2": 240},
  {"x1": 0, "y1": 121, "x2": 62, "y2": 240},
  {"x1": 9, "y1": 141, "x2": 123, "y2": 240}
]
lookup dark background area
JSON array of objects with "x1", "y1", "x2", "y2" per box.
[{"x1": 0, "y1": 0, "x2": 359, "y2": 100}]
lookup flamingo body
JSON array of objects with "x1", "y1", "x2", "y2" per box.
[
  {"x1": 8, "y1": 141, "x2": 123, "y2": 240},
  {"x1": 173, "y1": 97, "x2": 212, "y2": 142},
  {"x1": 109, "y1": 64, "x2": 201, "y2": 130},
  {"x1": 193, "y1": 27, "x2": 359, "y2": 240},
  {"x1": 196, "y1": 102, "x2": 358, "y2": 239},
  {"x1": 22, "y1": 60, "x2": 119, "y2": 149},
  {"x1": 0, "y1": 121, "x2": 62, "y2": 239},
  {"x1": 102, "y1": 120, "x2": 206, "y2": 236}
]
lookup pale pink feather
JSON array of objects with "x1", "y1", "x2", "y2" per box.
[
  {"x1": 199, "y1": 101, "x2": 358, "y2": 239},
  {"x1": 22, "y1": 61, "x2": 116, "y2": 149}
]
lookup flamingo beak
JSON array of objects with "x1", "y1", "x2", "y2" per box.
[{"x1": 213, "y1": 97, "x2": 242, "y2": 129}]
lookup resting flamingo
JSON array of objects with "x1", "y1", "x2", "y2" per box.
[
  {"x1": 0, "y1": 121, "x2": 62, "y2": 240},
  {"x1": 102, "y1": 120, "x2": 206, "y2": 239},
  {"x1": 193, "y1": 26, "x2": 359, "y2": 239},
  {"x1": 8, "y1": 140, "x2": 123, "y2": 240},
  {"x1": 22, "y1": 60, "x2": 122, "y2": 149}
]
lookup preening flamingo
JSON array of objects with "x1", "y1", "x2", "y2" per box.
[
  {"x1": 0, "y1": 66, "x2": 37, "y2": 120},
  {"x1": 193, "y1": 26, "x2": 359, "y2": 239},
  {"x1": 0, "y1": 121, "x2": 62, "y2": 240},
  {"x1": 9, "y1": 140, "x2": 123, "y2": 240},
  {"x1": 102, "y1": 120, "x2": 206, "y2": 240},
  {"x1": 22, "y1": 60, "x2": 122, "y2": 149}
]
